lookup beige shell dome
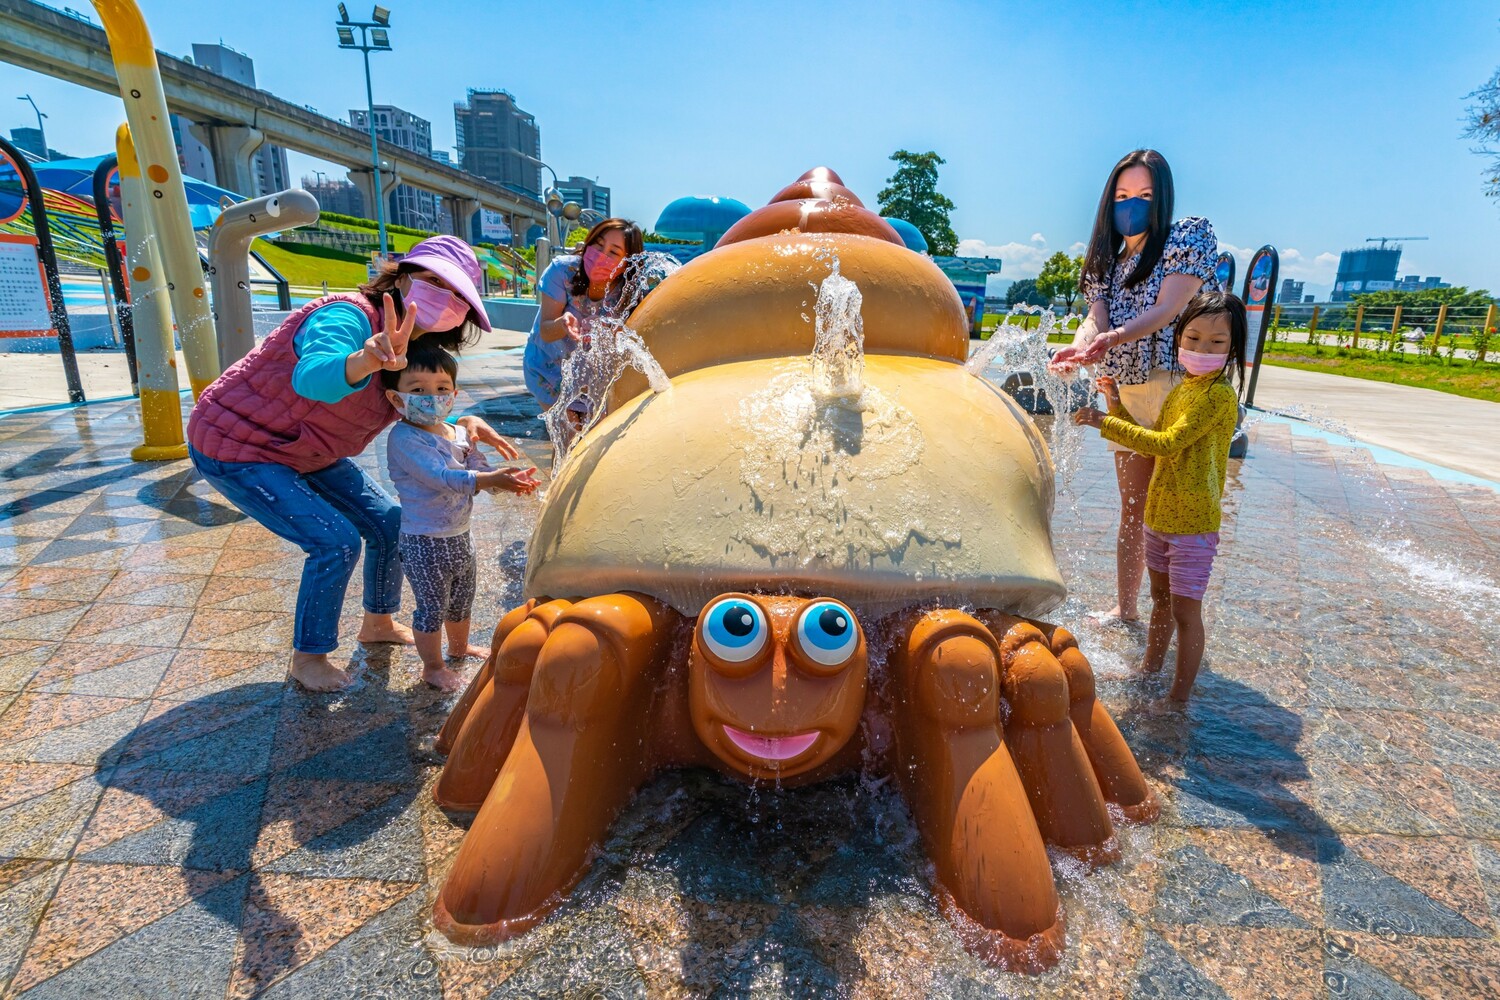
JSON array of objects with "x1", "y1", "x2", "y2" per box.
[{"x1": 525, "y1": 353, "x2": 1063, "y2": 618}]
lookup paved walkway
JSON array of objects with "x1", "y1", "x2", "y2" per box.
[
  {"x1": 1250, "y1": 364, "x2": 1500, "y2": 483},
  {"x1": 0, "y1": 349, "x2": 1497, "y2": 996}
]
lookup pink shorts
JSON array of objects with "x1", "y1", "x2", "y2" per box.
[{"x1": 1144, "y1": 527, "x2": 1220, "y2": 602}]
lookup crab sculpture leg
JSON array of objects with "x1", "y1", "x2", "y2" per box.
[
  {"x1": 888, "y1": 609, "x2": 1157, "y2": 971},
  {"x1": 433, "y1": 592, "x2": 675, "y2": 944}
]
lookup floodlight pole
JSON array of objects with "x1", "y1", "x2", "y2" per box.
[
  {"x1": 337, "y1": 8, "x2": 391, "y2": 257},
  {"x1": 361, "y1": 43, "x2": 387, "y2": 256}
]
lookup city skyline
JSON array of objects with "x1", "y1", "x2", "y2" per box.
[{"x1": 1, "y1": 0, "x2": 1497, "y2": 296}]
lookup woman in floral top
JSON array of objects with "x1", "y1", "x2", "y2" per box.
[{"x1": 1051, "y1": 149, "x2": 1218, "y2": 623}]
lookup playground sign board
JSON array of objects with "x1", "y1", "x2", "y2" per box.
[{"x1": 0, "y1": 234, "x2": 55, "y2": 338}]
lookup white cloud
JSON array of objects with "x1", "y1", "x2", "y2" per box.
[
  {"x1": 957, "y1": 238, "x2": 1053, "y2": 280},
  {"x1": 1217, "y1": 242, "x2": 1340, "y2": 285},
  {"x1": 1030, "y1": 232, "x2": 1045, "y2": 244}
]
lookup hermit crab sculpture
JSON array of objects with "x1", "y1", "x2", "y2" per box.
[{"x1": 432, "y1": 168, "x2": 1158, "y2": 971}]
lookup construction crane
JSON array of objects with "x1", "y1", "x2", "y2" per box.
[{"x1": 1365, "y1": 236, "x2": 1428, "y2": 250}]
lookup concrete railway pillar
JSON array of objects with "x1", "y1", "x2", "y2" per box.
[
  {"x1": 190, "y1": 123, "x2": 265, "y2": 197},
  {"x1": 443, "y1": 195, "x2": 481, "y2": 240},
  {"x1": 346, "y1": 166, "x2": 401, "y2": 230}
]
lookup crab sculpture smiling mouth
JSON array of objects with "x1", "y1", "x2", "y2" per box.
[{"x1": 721, "y1": 725, "x2": 821, "y2": 763}]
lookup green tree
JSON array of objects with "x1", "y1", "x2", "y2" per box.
[
  {"x1": 877, "y1": 150, "x2": 958, "y2": 255},
  {"x1": 1350, "y1": 286, "x2": 1495, "y2": 309},
  {"x1": 1035, "y1": 252, "x2": 1082, "y2": 311},
  {"x1": 1464, "y1": 66, "x2": 1500, "y2": 200},
  {"x1": 1006, "y1": 278, "x2": 1048, "y2": 308}
]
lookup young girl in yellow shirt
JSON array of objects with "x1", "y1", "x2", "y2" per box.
[{"x1": 1076, "y1": 291, "x2": 1247, "y2": 703}]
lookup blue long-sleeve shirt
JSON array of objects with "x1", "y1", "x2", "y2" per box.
[
  {"x1": 290, "y1": 302, "x2": 373, "y2": 404},
  {"x1": 386, "y1": 421, "x2": 493, "y2": 537}
]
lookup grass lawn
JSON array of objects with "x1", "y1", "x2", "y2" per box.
[
  {"x1": 252, "y1": 239, "x2": 368, "y2": 290},
  {"x1": 1260, "y1": 341, "x2": 1500, "y2": 403},
  {"x1": 255, "y1": 218, "x2": 525, "y2": 292}
]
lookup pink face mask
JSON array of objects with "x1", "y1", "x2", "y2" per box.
[
  {"x1": 582, "y1": 245, "x2": 621, "y2": 283},
  {"x1": 405, "y1": 280, "x2": 470, "y2": 331},
  {"x1": 1178, "y1": 347, "x2": 1229, "y2": 376}
]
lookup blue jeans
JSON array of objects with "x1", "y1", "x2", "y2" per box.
[{"x1": 189, "y1": 447, "x2": 403, "y2": 654}]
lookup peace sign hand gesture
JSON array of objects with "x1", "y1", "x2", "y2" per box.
[{"x1": 364, "y1": 292, "x2": 417, "y2": 371}]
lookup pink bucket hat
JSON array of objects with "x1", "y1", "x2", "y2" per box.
[{"x1": 400, "y1": 235, "x2": 492, "y2": 331}]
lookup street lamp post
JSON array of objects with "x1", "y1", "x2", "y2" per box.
[
  {"x1": 16, "y1": 95, "x2": 48, "y2": 161},
  {"x1": 513, "y1": 152, "x2": 562, "y2": 247},
  {"x1": 335, "y1": 4, "x2": 393, "y2": 257}
]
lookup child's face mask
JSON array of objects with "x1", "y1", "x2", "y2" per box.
[
  {"x1": 394, "y1": 391, "x2": 455, "y2": 425},
  {"x1": 1178, "y1": 348, "x2": 1228, "y2": 376}
]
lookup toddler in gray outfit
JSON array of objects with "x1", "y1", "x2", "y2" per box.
[{"x1": 383, "y1": 341, "x2": 537, "y2": 690}]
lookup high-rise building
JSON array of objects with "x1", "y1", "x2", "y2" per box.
[
  {"x1": 301, "y1": 175, "x2": 364, "y2": 218},
  {"x1": 1331, "y1": 247, "x2": 1401, "y2": 302},
  {"x1": 8, "y1": 127, "x2": 67, "y2": 162},
  {"x1": 349, "y1": 105, "x2": 441, "y2": 230},
  {"x1": 1395, "y1": 274, "x2": 1450, "y2": 292},
  {"x1": 557, "y1": 175, "x2": 610, "y2": 217},
  {"x1": 1279, "y1": 279, "x2": 1304, "y2": 304},
  {"x1": 173, "y1": 43, "x2": 290, "y2": 196},
  {"x1": 454, "y1": 89, "x2": 540, "y2": 199}
]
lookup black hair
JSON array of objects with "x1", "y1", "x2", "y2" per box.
[
  {"x1": 1173, "y1": 291, "x2": 1247, "y2": 393},
  {"x1": 380, "y1": 338, "x2": 459, "y2": 390},
  {"x1": 1081, "y1": 149, "x2": 1175, "y2": 292}
]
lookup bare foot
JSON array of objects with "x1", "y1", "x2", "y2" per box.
[
  {"x1": 1143, "y1": 696, "x2": 1186, "y2": 716},
  {"x1": 458, "y1": 643, "x2": 489, "y2": 660},
  {"x1": 357, "y1": 613, "x2": 415, "y2": 646},
  {"x1": 422, "y1": 663, "x2": 466, "y2": 692},
  {"x1": 1090, "y1": 605, "x2": 1142, "y2": 625},
  {"x1": 290, "y1": 651, "x2": 352, "y2": 692}
]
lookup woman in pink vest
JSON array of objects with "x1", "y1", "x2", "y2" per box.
[{"x1": 188, "y1": 236, "x2": 531, "y2": 692}]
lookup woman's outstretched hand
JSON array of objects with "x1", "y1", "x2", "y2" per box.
[
  {"x1": 563, "y1": 312, "x2": 584, "y2": 347},
  {"x1": 1049, "y1": 345, "x2": 1083, "y2": 372}
]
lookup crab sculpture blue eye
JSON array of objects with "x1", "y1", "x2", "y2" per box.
[
  {"x1": 702, "y1": 598, "x2": 767, "y2": 662},
  {"x1": 796, "y1": 601, "x2": 859, "y2": 666}
]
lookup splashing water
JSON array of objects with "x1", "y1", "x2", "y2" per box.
[
  {"x1": 810, "y1": 260, "x2": 864, "y2": 397},
  {"x1": 545, "y1": 252, "x2": 679, "y2": 469},
  {"x1": 967, "y1": 308, "x2": 1097, "y2": 495}
]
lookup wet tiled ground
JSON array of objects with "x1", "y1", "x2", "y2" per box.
[{"x1": 0, "y1": 349, "x2": 1498, "y2": 998}]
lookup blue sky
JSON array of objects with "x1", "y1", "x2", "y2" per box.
[{"x1": 3, "y1": 0, "x2": 1498, "y2": 295}]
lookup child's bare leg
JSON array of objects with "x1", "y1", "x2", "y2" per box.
[
  {"x1": 1142, "y1": 569, "x2": 1174, "y2": 673},
  {"x1": 1168, "y1": 594, "x2": 1205, "y2": 702},
  {"x1": 444, "y1": 618, "x2": 487, "y2": 660},
  {"x1": 416, "y1": 628, "x2": 464, "y2": 691}
]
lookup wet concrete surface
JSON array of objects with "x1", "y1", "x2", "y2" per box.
[{"x1": 0, "y1": 349, "x2": 1497, "y2": 997}]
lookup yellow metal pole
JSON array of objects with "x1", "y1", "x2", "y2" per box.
[
  {"x1": 1391, "y1": 304, "x2": 1404, "y2": 343},
  {"x1": 118, "y1": 125, "x2": 186, "y2": 461},
  {"x1": 1483, "y1": 304, "x2": 1497, "y2": 364},
  {"x1": 90, "y1": 0, "x2": 219, "y2": 397},
  {"x1": 1434, "y1": 303, "x2": 1448, "y2": 343},
  {"x1": 1308, "y1": 305, "x2": 1320, "y2": 341},
  {"x1": 1353, "y1": 304, "x2": 1364, "y2": 348}
]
